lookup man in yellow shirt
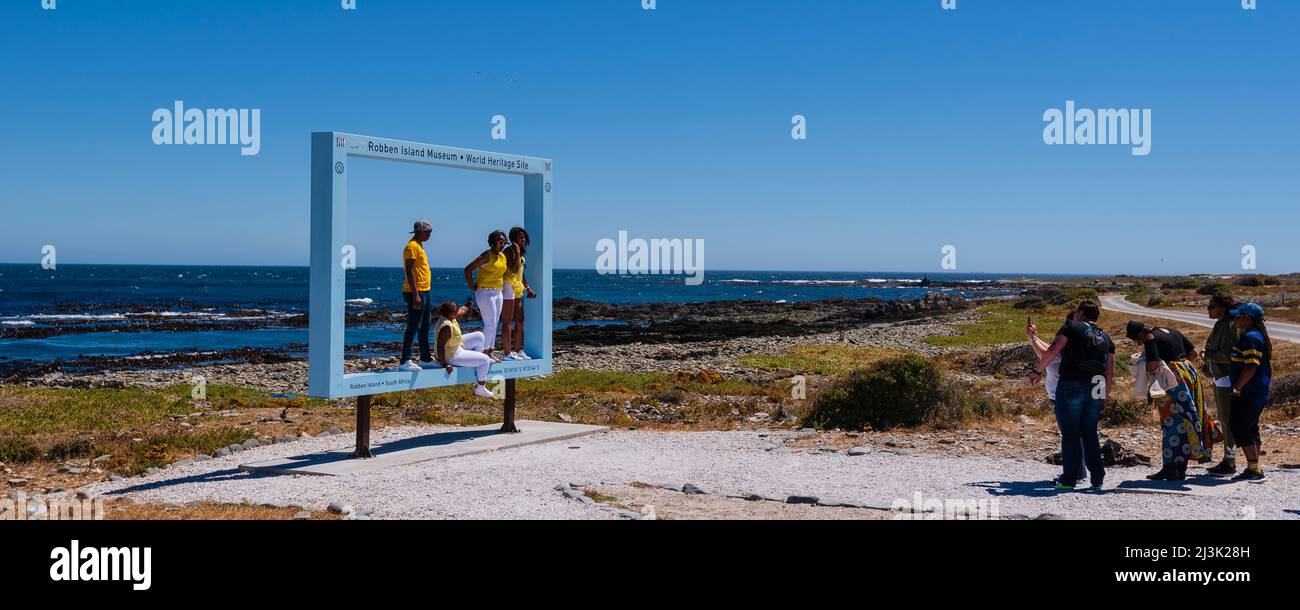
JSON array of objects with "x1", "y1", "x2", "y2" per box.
[{"x1": 400, "y1": 220, "x2": 433, "y2": 372}]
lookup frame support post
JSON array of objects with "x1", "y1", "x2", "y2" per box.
[
  {"x1": 352, "y1": 395, "x2": 373, "y2": 458},
  {"x1": 500, "y1": 379, "x2": 519, "y2": 433}
]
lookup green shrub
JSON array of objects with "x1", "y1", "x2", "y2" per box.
[
  {"x1": 802, "y1": 354, "x2": 949, "y2": 431},
  {"x1": 1146, "y1": 295, "x2": 1163, "y2": 306},
  {"x1": 1162, "y1": 279, "x2": 1202, "y2": 290},
  {"x1": 1037, "y1": 287, "x2": 1072, "y2": 306},
  {"x1": 1072, "y1": 288, "x2": 1099, "y2": 303},
  {"x1": 1103, "y1": 398, "x2": 1148, "y2": 426},
  {"x1": 1235, "y1": 275, "x2": 1280, "y2": 287},
  {"x1": 47, "y1": 438, "x2": 96, "y2": 461},
  {"x1": 1197, "y1": 283, "x2": 1232, "y2": 296},
  {"x1": 1270, "y1": 373, "x2": 1300, "y2": 406},
  {"x1": 0, "y1": 436, "x2": 41, "y2": 464},
  {"x1": 1013, "y1": 296, "x2": 1046, "y2": 309},
  {"x1": 966, "y1": 394, "x2": 1004, "y2": 419}
]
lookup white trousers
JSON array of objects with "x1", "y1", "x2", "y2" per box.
[
  {"x1": 475, "y1": 287, "x2": 503, "y2": 349},
  {"x1": 449, "y1": 331, "x2": 492, "y2": 382}
]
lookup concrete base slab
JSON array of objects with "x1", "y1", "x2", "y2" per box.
[{"x1": 239, "y1": 420, "x2": 608, "y2": 476}]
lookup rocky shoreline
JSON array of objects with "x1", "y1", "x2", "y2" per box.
[{"x1": 4, "y1": 295, "x2": 979, "y2": 391}]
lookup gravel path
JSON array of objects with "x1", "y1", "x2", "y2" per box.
[{"x1": 69, "y1": 426, "x2": 1300, "y2": 520}]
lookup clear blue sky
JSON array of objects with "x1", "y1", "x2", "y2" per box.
[{"x1": 1, "y1": 0, "x2": 1296, "y2": 275}]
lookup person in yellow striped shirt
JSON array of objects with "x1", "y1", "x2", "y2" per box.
[{"x1": 1227, "y1": 303, "x2": 1273, "y2": 483}]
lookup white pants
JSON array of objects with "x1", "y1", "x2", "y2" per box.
[
  {"x1": 475, "y1": 287, "x2": 503, "y2": 349},
  {"x1": 449, "y1": 331, "x2": 492, "y2": 382},
  {"x1": 502, "y1": 282, "x2": 516, "y2": 300}
]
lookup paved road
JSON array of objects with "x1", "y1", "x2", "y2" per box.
[{"x1": 1100, "y1": 295, "x2": 1300, "y2": 344}]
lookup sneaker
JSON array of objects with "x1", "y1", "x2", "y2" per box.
[
  {"x1": 1206, "y1": 458, "x2": 1237, "y2": 476},
  {"x1": 1054, "y1": 482, "x2": 1075, "y2": 491},
  {"x1": 400, "y1": 360, "x2": 422, "y2": 373},
  {"x1": 1231, "y1": 468, "x2": 1267, "y2": 483},
  {"x1": 517, "y1": 352, "x2": 532, "y2": 360},
  {"x1": 506, "y1": 352, "x2": 522, "y2": 361},
  {"x1": 473, "y1": 384, "x2": 496, "y2": 399}
]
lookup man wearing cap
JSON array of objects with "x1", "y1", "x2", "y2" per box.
[
  {"x1": 1227, "y1": 302, "x2": 1273, "y2": 482},
  {"x1": 399, "y1": 220, "x2": 433, "y2": 372}
]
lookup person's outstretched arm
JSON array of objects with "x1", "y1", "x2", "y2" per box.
[{"x1": 1030, "y1": 335, "x2": 1067, "y2": 382}]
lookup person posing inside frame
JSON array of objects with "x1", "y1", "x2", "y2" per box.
[
  {"x1": 500, "y1": 226, "x2": 536, "y2": 361},
  {"x1": 435, "y1": 301, "x2": 499, "y2": 400},
  {"x1": 463, "y1": 230, "x2": 508, "y2": 361},
  {"x1": 399, "y1": 220, "x2": 434, "y2": 373}
]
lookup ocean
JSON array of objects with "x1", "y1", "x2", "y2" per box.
[{"x1": 0, "y1": 264, "x2": 1049, "y2": 363}]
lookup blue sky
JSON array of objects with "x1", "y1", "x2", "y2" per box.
[{"x1": 1, "y1": 0, "x2": 1296, "y2": 275}]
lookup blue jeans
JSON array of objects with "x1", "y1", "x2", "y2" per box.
[
  {"x1": 1050, "y1": 399, "x2": 1088, "y2": 480},
  {"x1": 401, "y1": 290, "x2": 432, "y2": 363},
  {"x1": 1053, "y1": 378, "x2": 1105, "y2": 484}
]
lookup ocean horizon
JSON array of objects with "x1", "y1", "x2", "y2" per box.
[{"x1": 0, "y1": 263, "x2": 1060, "y2": 363}]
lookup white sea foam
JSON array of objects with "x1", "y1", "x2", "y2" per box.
[
  {"x1": 347, "y1": 298, "x2": 375, "y2": 306},
  {"x1": 26, "y1": 314, "x2": 128, "y2": 321}
]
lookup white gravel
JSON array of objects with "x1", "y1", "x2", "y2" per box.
[{"x1": 70, "y1": 426, "x2": 1300, "y2": 520}]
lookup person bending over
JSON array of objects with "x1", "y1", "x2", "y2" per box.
[{"x1": 1125, "y1": 321, "x2": 1213, "y2": 479}]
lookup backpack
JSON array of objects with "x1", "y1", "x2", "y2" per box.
[{"x1": 1075, "y1": 323, "x2": 1111, "y2": 376}]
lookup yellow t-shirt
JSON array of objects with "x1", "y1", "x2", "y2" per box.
[
  {"x1": 436, "y1": 317, "x2": 462, "y2": 355},
  {"x1": 475, "y1": 250, "x2": 506, "y2": 289},
  {"x1": 506, "y1": 255, "x2": 525, "y2": 295},
  {"x1": 402, "y1": 240, "x2": 430, "y2": 292}
]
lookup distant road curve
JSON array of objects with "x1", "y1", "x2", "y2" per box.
[{"x1": 1099, "y1": 294, "x2": 1300, "y2": 345}]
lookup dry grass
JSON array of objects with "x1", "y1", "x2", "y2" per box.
[{"x1": 102, "y1": 498, "x2": 343, "y2": 520}]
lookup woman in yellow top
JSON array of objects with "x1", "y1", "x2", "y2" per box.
[
  {"x1": 463, "y1": 230, "x2": 508, "y2": 358},
  {"x1": 500, "y1": 226, "x2": 536, "y2": 360},
  {"x1": 434, "y1": 301, "x2": 497, "y2": 399}
]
